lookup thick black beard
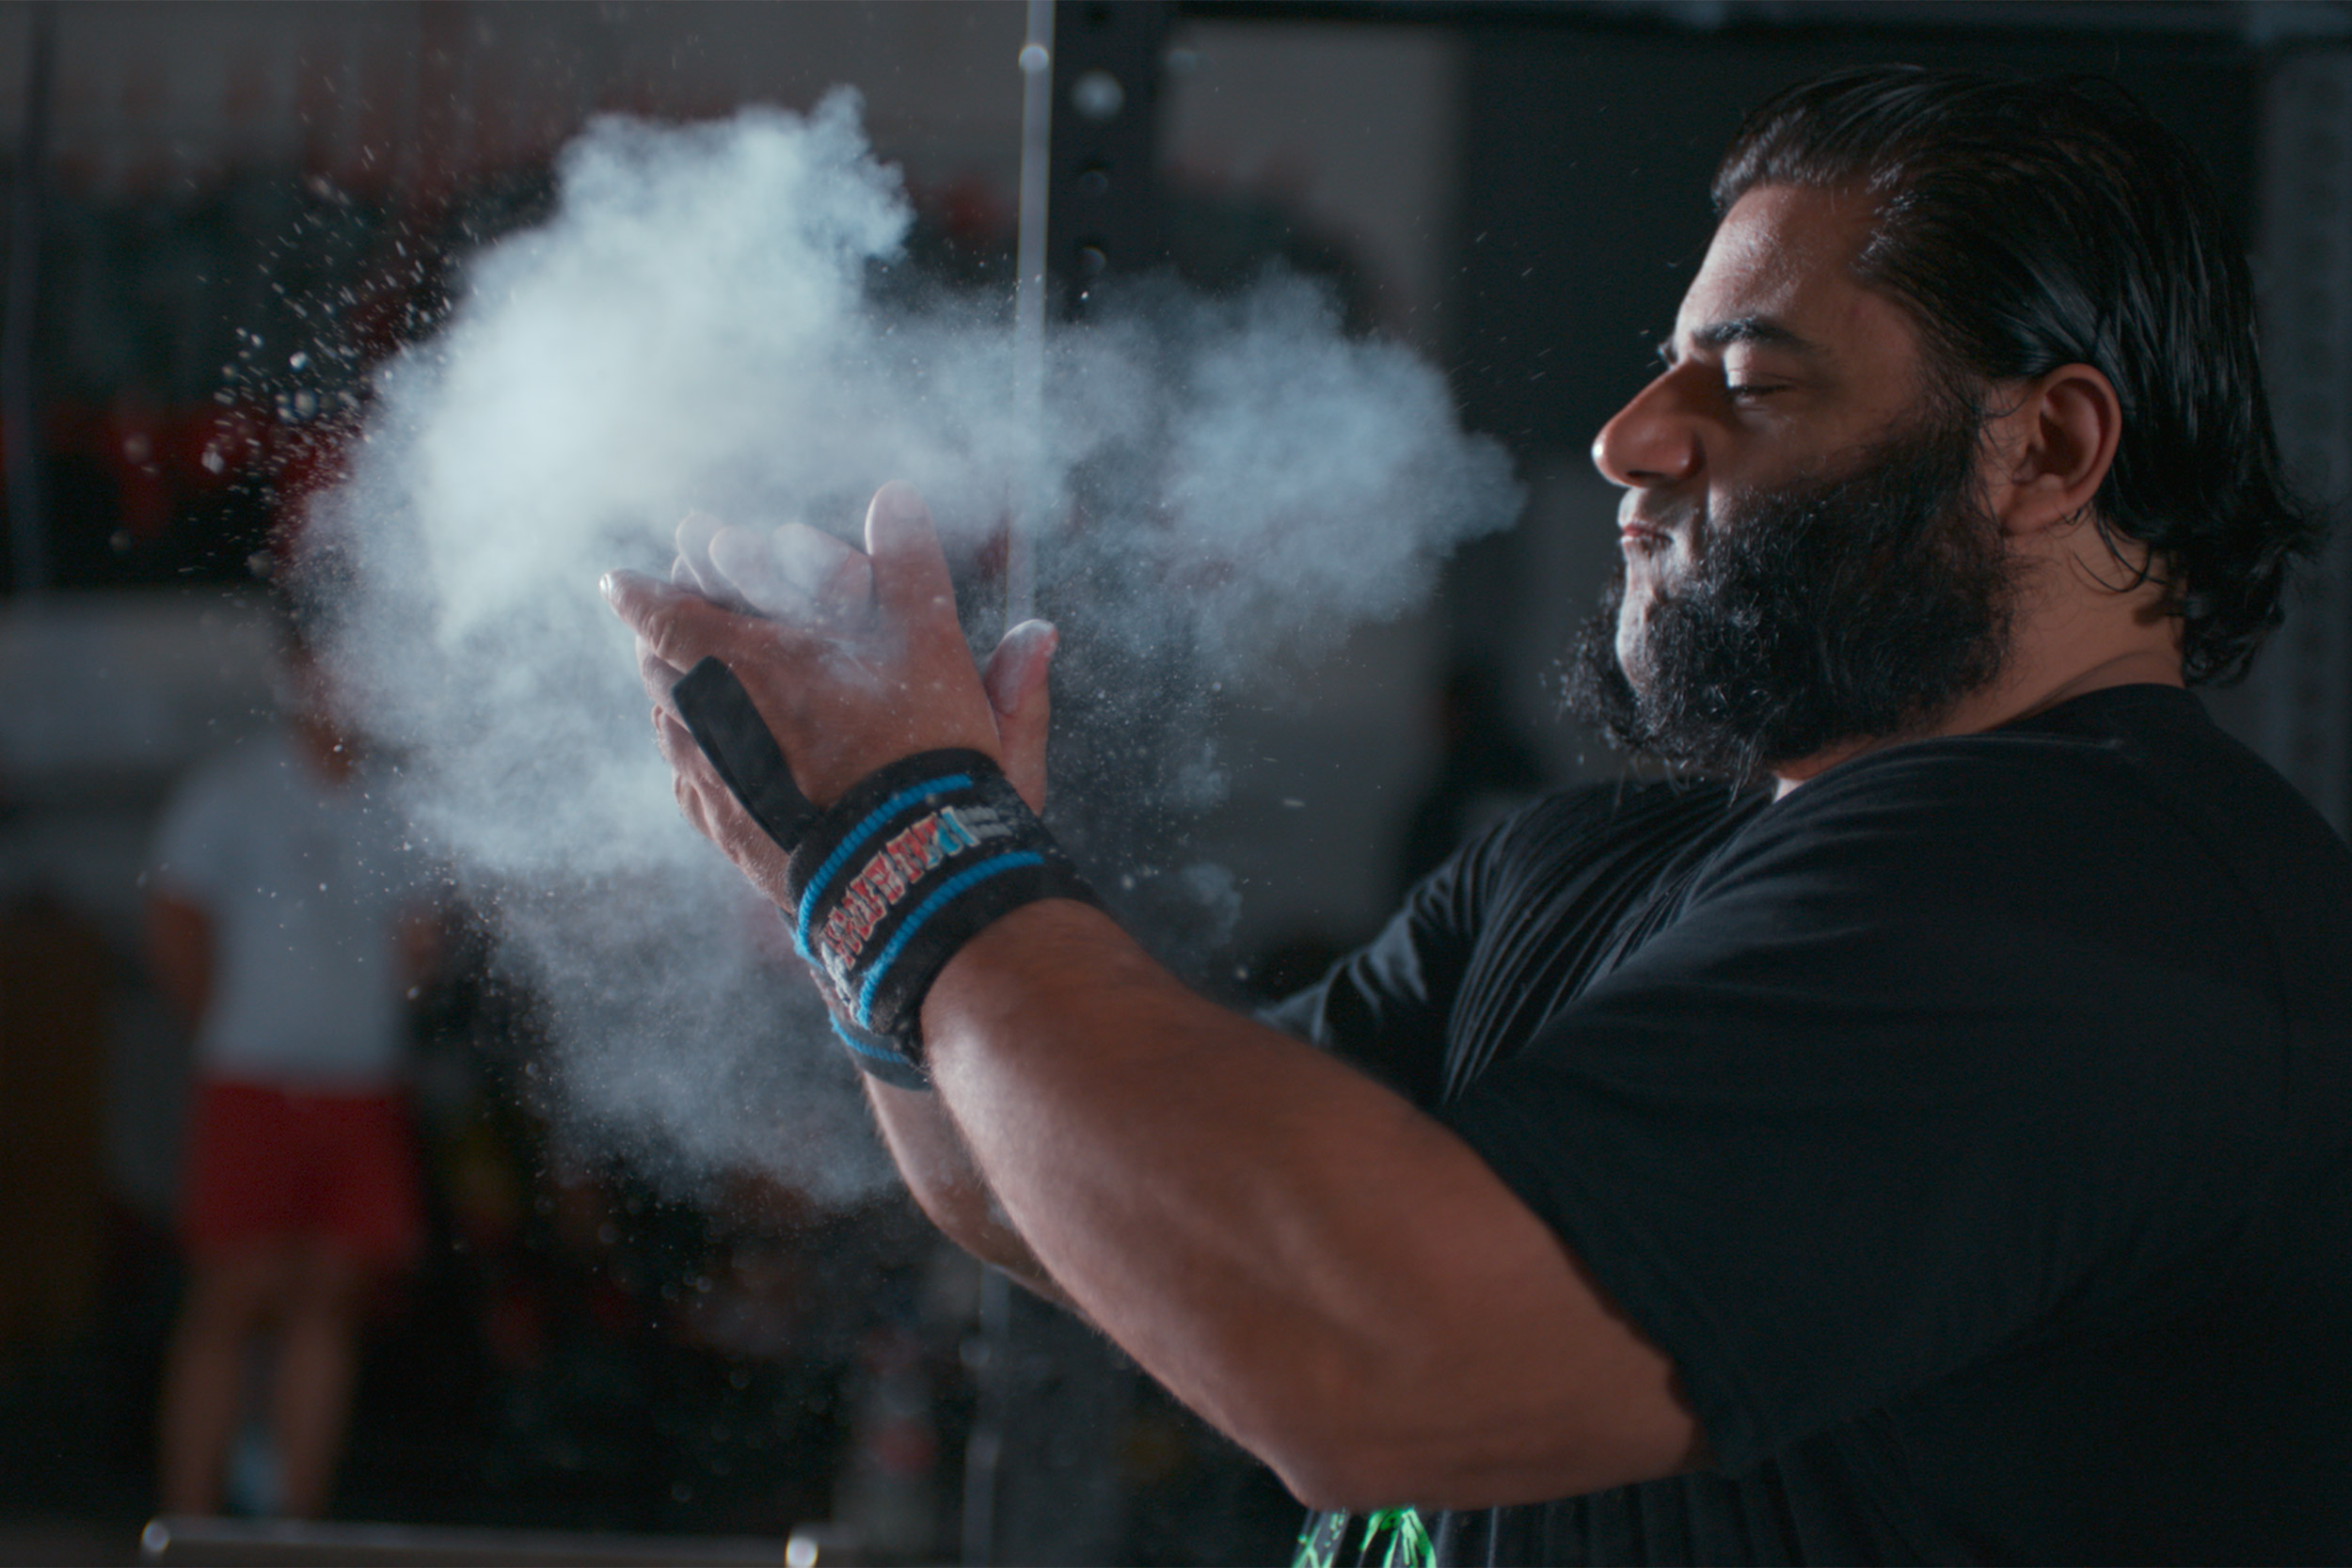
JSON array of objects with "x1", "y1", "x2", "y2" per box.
[{"x1": 1563, "y1": 407, "x2": 2013, "y2": 784}]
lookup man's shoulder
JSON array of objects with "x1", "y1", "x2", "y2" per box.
[
  {"x1": 1783, "y1": 684, "x2": 2344, "y2": 862},
  {"x1": 1708, "y1": 684, "x2": 2352, "y2": 1018},
  {"x1": 1486, "y1": 776, "x2": 1764, "y2": 872}
]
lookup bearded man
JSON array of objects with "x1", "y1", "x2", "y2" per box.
[{"x1": 607, "y1": 68, "x2": 2352, "y2": 1564}]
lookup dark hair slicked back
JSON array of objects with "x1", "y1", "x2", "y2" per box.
[{"x1": 1715, "y1": 65, "x2": 2322, "y2": 685}]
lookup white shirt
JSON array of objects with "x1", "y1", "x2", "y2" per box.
[{"x1": 151, "y1": 730, "x2": 425, "y2": 1088}]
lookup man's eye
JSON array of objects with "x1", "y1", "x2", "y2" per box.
[{"x1": 1724, "y1": 383, "x2": 1785, "y2": 402}]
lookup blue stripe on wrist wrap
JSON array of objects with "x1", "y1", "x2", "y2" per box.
[
  {"x1": 792, "y1": 773, "x2": 975, "y2": 957},
  {"x1": 856, "y1": 851, "x2": 1046, "y2": 1025},
  {"x1": 781, "y1": 750, "x2": 1098, "y2": 1085}
]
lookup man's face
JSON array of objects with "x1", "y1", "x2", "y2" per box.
[{"x1": 1568, "y1": 182, "x2": 2012, "y2": 780}]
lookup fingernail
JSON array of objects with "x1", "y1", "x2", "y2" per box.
[
  {"x1": 599, "y1": 573, "x2": 617, "y2": 602},
  {"x1": 874, "y1": 481, "x2": 926, "y2": 524}
]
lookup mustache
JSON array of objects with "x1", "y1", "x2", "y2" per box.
[
  {"x1": 1618, "y1": 501, "x2": 1699, "y2": 557},
  {"x1": 1617, "y1": 447, "x2": 1925, "y2": 546},
  {"x1": 1617, "y1": 488, "x2": 1720, "y2": 550},
  {"x1": 1618, "y1": 495, "x2": 1700, "y2": 535}
]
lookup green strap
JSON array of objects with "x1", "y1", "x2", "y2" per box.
[
  {"x1": 1294, "y1": 1510, "x2": 1352, "y2": 1568},
  {"x1": 1363, "y1": 1507, "x2": 1435, "y2": 1568},
  {"x1": 1294, "y1": 1505, "x2": 1434, "y2": 1568}
]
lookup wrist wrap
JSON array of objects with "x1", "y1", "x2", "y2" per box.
[{"x1": 783, "y1": 748, "x2": 1097, "y2": 1089}]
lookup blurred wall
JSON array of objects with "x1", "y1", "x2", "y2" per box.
[
  {"x1": 8, "y1": 3, "x2": 1024, "y2": 198},
  {"x1": 0, "y1": 7, "x2": 2345, "y2": 1559}
]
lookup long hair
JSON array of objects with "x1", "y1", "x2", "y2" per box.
[{"x1": 1715, "y1": 66, "x2": 2323, "y2": 685}]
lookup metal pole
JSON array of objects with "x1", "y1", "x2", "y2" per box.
[
  {"x1": 1007, "y1": 0, "x2": 1054, "y2": 629},
  {"x1": 960, "y1": 1266, "x2": 1011, "y2": 1567},
  {"x1": 964, "y1": 20, "x2": 1055, "y2": 1558},
  {"x1": 4, "y1": 3, "x2": 53, "y2": 597}
]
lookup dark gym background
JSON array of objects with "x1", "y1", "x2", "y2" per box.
[{"x1": 3, "y1": 4, "x2": 2346, "y2": 1563}]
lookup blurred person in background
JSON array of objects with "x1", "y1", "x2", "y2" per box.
[{"x1": 144, "y1": 605, "x2": 437, "y2": 1519}]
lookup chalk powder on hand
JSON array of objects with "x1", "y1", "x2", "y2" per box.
[{"x1": 298, "y1": 92, "x2": 1520, "y2": 1200}]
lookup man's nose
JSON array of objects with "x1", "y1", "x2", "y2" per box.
[{"x1": 1592, "y1": 372, "x2": 1702, "y2": 490}]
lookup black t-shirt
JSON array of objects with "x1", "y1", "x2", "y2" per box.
[{"x1": 1270, "y1": 686, "x2": 2352, "y2": 1564}]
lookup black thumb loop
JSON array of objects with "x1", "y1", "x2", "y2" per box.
[{"x1": 670, "y1": 657, "x2": 818, "y2": 851}]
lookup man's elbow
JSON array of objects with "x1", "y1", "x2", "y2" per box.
[
  {"x1": 1240, "y1": 1383, "x2": 1705, "y2": 1513},
  {"x1": 1261, "y1": 1446, "x2": 1418, "y2": 1515},
  {"x1": 901, "y1": 1169, "x2": 996, "y2": 1258},
  {"x1": 1217, "y1": 1370, "x2": 1462, "y2": 1513},
  {"x1": 1265, "y1": 1441, "x2": 1696, "y2": 1516},
  {"x1": 1253, "y1": 1421, "x2": 1507, "y2": 1515}
]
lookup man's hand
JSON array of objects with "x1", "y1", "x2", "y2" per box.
[
  {"x1": 606, "y1": 481, "x2": 1057, "y2": 904},
  {"x1": 610, "y1": 482, "x2": 1069, "y2": 1307},
  {"x1": 609, "y1": 485, "x2": 1701, "y2": 1511}
]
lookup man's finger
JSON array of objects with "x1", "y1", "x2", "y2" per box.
[
  {"x1": 775, "y1": 523, "x2": 861, "y2": 598},
  {"x1": 777, "y1": 522, "x2": 876, "y2": 620},
  {"x1": 674, "y1": 513, "x2": 734, "y2": 603},
  {"x1": 654, "y1": 704, "x2": 715, "y2": 783},
  {"x1": 639, "y1": 640, "x2": 690, "y2": 716},
  {"x1": 983, "y1": 618, "x2": 1058, "y2": 718},
  {"x1": 863, "y1": 483, "x2": 961, "y2": 641},
  {"x1": 983, "y1": 618, "x2": 1058, "y2": 813},
  {"x1": 707, "y1": 524, "x2": 809, "y2": 620},
  {"x1": 655, "y1": 706, "x2": 740, "y2": 839},
  {"x1": 822, "y1": 547, "x2": 876, "y2": 618},
  {"x1": 603, "y1": 568, "x2": 760, "y2": 673},
  {"x1": 655, "y1": 705, "x2": 796, "y2": 903}
]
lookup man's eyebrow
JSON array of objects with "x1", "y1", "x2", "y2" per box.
[{"x1": 1655, "y1": 316, "x2": 1826, "y2": 367}]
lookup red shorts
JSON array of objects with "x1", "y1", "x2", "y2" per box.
[{"x1": 181, "y1": 1077, "x2": 425, "y2": 1269}]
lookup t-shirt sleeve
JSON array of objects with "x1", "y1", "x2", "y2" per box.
[
  {"x1": 1441, "y1": 740, "x2": 2292, "y2": 1473},
  {"x1": 1260, "y1": 818, "x2": 1496, "y2": 1110},
  {"x1": 150, "y1": 752, "x2": 247, "y2": 905}
]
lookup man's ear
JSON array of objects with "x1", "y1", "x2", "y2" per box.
[{"x1": 1986, "y1": 362, "x2": 2122, "y2": 537}]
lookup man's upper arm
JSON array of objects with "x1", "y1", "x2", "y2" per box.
[{"x1": 1261, "y1": 817, "x2": 1491, "y2": 1106}]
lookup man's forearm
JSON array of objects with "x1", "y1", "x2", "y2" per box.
[
  {"x1": 606, "y1": 489, "x2": 1694, "y2": 1509},
  {"x1": 920, "y1": 898, "x2": 1696, "y2": 1510},
  {"x1": 863, "y1": 1077, "x2": 1077, "y2": 1311}
]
